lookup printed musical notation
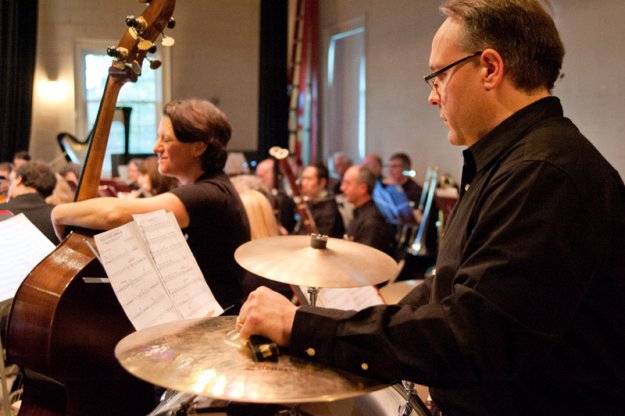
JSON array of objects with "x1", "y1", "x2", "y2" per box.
[
  {"x1": 0, "y1": 214, "x2": 55, "y2": 302},
  {"x1": 299, "y1": 285, "x2": 385, "y2": 310},
  {"x1": 94, "y1": 210, "x2": 223, "y2": 330}
]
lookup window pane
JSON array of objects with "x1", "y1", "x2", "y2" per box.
[{"x1": 83, "y1": 52, "x2": 162, "y2": 176}]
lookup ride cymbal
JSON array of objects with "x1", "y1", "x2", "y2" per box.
[
  {"x1": 115, "y1": 316, "x2": 386, "y2": 403},
  {"x1": 234, "y1": 235, "x2": 399, "y2": 288}
]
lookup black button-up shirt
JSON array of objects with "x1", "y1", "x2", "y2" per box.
[
  {"x1": 346, "y1": 199, "x2": 395, "y2": 255},
  {"x1": 290, "y1": 97, "x2": 625, "y2": 415}
]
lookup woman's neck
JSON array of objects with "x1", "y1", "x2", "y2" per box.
[{"x1": 177, "y1": 165, "x2": 205, "y2": 186}]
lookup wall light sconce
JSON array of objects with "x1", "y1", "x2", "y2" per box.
[{"x1": 39, "y1": 79, "x2": 68, "y2": 103}]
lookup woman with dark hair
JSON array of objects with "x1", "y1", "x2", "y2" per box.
[{"x1": 52, "y1": 98, "x2": 250, "y2": 311}]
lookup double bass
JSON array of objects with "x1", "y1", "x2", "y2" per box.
[{"x1": 6, "y1": 1, "x2": 175, "y2": 414}]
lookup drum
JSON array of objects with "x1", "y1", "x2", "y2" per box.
[
  {"x1": 379, "y1": 279, "x2": 424, "y2": 304},
  {"x1": 299, "y1": 384, "x2": 430, "y2": 416},
  {"x1": 152, "y1": 384, "x2": 431, "y2": 416}
]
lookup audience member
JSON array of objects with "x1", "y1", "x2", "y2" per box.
[
  {"x1": 298, "y1": 161, "x2": 344, "y2": 238},
  {"x1": 341, "y1": 165, "x2": 395, "y2": 255},
  {"x1": 0, "y1": 161, "x2": 59, "y2": 243}
]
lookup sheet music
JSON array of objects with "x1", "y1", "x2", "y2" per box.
[
  {"x1": 0, "y1": 214, "x2": 55, "y2": 302},
  {"x1": 133, "y1": 210, "x2": 222, "y2": 319},
  {"x1": 301, "y1": 285, "x2": 384, "y2": 310},
  {"x1": 95, "y1": 220, "x2": 180, "y2": 330},
  {"x1": 94, "y1": 210, "x2": 222, "y2": 330}
]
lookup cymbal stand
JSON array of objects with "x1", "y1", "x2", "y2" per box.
[
  {"x1": 307, "y1": 286, "x2": 319, "y2": 306},
  {"x1": 399, "y1": 380, "x2": 433, "y2": 416},
  {"x1": 306, "y1": 234, "x2": 327, "y2": 306}
]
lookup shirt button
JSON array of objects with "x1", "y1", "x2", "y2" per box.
[
  {"x1": 306, "y1": 348, "x2": 316, "y2": 357},
  {"x1": 361, "y1": 363, "x2": 369, "y2": 371}
]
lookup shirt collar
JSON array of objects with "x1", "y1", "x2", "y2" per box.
[
  {"x1": 353, "y1": 199, "x2": 374, "y2": 217},
  {"x1": 464, "y1": 96, "x2": 563, "y2": 174}
]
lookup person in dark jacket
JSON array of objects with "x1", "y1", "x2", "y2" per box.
[{"x1": 237, "y1": 1, "x2": 625, "y2": 414}]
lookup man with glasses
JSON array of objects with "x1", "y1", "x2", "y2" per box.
[
  {"x1": 238, "y1": 1, "x2": 625, "y2": 414},
  {"x1": 385, "y1": 152, "x2": 423, "y2": 208}
]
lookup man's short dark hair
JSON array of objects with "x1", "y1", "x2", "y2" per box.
[
  {"x1": 311, "y1": 161, "x2": 330, "y2": 182},
  {"x1": 390, "y1": 152, "x2": 412, "y2": 170},
  {"x1": 357, "y1": 166, "x2": 377, "y2": 196},
  {"x1": 13, "y1": 150, "x2": 31, "y2": 162},
  {"x1": 16, "y1": 161, "x2": 57, "y2": 198},
  {"x1": 441, "y1": 0, "x2": 564, "y2": 92}
]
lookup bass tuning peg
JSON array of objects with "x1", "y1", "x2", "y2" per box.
[{"x1": 146, "y1": 45, "x2": 161, "y2": 69}]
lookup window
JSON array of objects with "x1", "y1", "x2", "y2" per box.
[
  {"x1": 324, "y1": 17, "x2": 366, "y2": 163},
  {"x1": 75, "y1": 40, "x2": 171, "y2": 177}
]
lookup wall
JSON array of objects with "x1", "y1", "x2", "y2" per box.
[
  {"x1": 317, "y1": 0, "x2": 625, "y2": 183},
  {"x1": 30, "y1": 0, "x2": 260, "y2": 166},
  {"x1": 29, "y1": 1, "x2": 625, "y2": 184}
]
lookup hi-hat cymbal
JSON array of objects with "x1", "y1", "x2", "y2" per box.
[
  {"x1": 115, "y1": 316, "x2": 386, "y2": 403},
  {"x1": 234, "y1": 235, "x2": 399, "y2": 288}
]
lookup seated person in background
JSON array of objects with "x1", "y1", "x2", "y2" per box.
[
  {"x1": 385, "y1": 152, "x2": 423, "y2": 208},
  {"x1": 137, "y1": 155, "x2": 180, "y2": 197},
  {"x1": 231, "y1": 174, "x2": 290, "y2": 236},
  {"x1": 12, "y1": 150, "x2": 31, "y2": 170},
  {"x1": 59, "y1": 162, "x2": 82, "y2": 190},
  {"x1": 231, "y1": 173, "x2": 269, "y2": 196},
  {"x1": 0, "y1": 161, "x2": 59, "y2": 243},
  {"x1": 298, "y1": 161, "x2": 344, "y2": 238},
  {"x1": 0, "y1": 162, "x2": 12, "y2": 203},
  {"x1": 45, "y1": 173, "x2": 75, "y2": 206},
  {"x1": 126, "y1": 157, "x2": 144, "y2": 190},
  {"x1": 341, "y1": 165, "x2": 395, "y2": 255},
  {"x1": 238, "y1": 189, "x2": 293, "y2": 299},
  {"x1": 255, "y1": 158, "x2": 296, "y2": 233},
  {"x1": 52, "y1": 98, "x2": 250, "y2": 312},
  {"x1": 328, "y1": 151, "x2": 353, "y2": 195},
  {"x1": 362, "y1": 153, "x2": 384, "y2": 183}
]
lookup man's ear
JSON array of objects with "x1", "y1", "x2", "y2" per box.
[
  {"x1": 319, "y1": 177, "x2": 327, "y2": 190},
  {"x1": 480, "y1": 48, "x2": 505, "y2": 90},
  {"x1": 358, "y1": 181, "x2": 368, "y2": 196}
]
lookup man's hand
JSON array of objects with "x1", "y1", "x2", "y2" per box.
[{"x1": 238, "y1": 286, "x2": 297, "y2": 347}]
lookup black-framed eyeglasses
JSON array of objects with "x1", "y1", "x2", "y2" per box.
[{"x1": 424, "y1": 51, "x2": 482, "y2": 91}]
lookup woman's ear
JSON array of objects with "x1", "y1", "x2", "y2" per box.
[
  {"x1": 480, "y1": 48, "x2": 505, "y2": 90},
  {"x1": 193, "y1": 141, "x2": 208, "y2": 157}
]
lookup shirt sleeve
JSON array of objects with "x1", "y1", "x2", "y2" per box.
[{"x1": 289, "y1": 160, "x2": 601, "y2": 387}]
